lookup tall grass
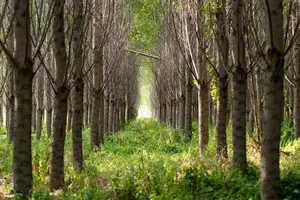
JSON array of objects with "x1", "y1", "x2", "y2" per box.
[{"x1": 0, "y1": 118, "x2": 299, "y2": 199}]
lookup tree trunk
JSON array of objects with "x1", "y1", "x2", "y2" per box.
[
  {"x1": 71, "y1": 0, "x2": 84, "y2": 169},
  {"x1": 46, "y1": 74, "x2": 53, "y2": 138},
  {"x1": 98, "y1": 94, "x2": 104, "y2": 144},
  {"x1": 91, "y1": 93, "x2": 100, "y2": 147},
  {"x1": 231, "y1": 0, "x2": 247, "y2": 172},
  {"x1": 216, "y1": 76, "x2": 228, "y2": 158},
  {"x1": 108, "y1": 98, "x2": 114, "y2": 132},
  {"x1": 6, "y1": 71, "x2": 15, "y2": 143},
  {"x1": 67, "y1": 94, "x2": 73, "y2": 132},
  {"x1": 72, "y1": 79, "x2": 83, "y2": 168},
  {"x1": 232, "y1": 69, "x2": 247, "y2": 171},
  {"x1": 104, "y1": 94, "x2": 109, "y2": 132},
  {"x1": 255, "y1": 67, "x2": 263, "y2": 142},
  {"x1": 14, "y1": 68, "x2": 34, "y2": 194},
  {"x1": 0, "y1": 93, "x2": 2, "y2": 127},
  {"x1": 50, "y1": 0, "x2": 69, "y2": 190},
  {"x1": 36, "y1": 69, "x2": 44, "y2": 140},
  {"x1": 172, "y1": 100, "x2": 177, "y2": 128},
  {"x1": 50, "y1": 87, "x2": 68, "y2": 190},
  {"x1": 294, "y1": 84, "x2": 300, "y2": 138},
  {"x1": 260, "y1": 0, "x2": 284, "y2": 199},
  {"x1": 215, "y1": 0, "x2": 229, "y2": 158},
  {"x1": 12, "y1": 0, "x2": 33, "y2": 194},
  {"x1": 198, "y1": 83, "x2": 209, "y2": 153},
  {"x1": 289, "y1": 83, "x2": 294, "y2": 119},
  {"x1": 32, "y1": 82, "x2": 37, "y2": 132},
  {"x1": 185, "y1": 73, "x2": 192, "y2": 139},
  {"x1": 119, "y1": 97, "x2": 126, "y2": 128},
  {"x1": 84, "y1": 82, "x2": 89, "y2": 126}
]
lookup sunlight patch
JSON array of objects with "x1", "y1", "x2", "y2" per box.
[{"x1": 138, "y1": 105, "x2": 152, "y2": 118}]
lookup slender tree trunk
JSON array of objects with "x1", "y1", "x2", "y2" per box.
[
  {"x1": 231, "y1": 0, "x2": 247, "y2": 172},
  {"x1": 196, "y1": 6, "x2": 209, "y2": 153},
  {"x1": 216, "y1": 76, "x2": 228, "y2": 158},
  {"x1": 71, "y1": 0, "x2": 84, "y2": 169},
  {"x1": 172, "y1": 100, "x2": 177, "y2": 128},
  {"x1": 294, "y1": 84, "x2": 300, "y2": 138},
  {"x1": 72, "y1": 79, "x2": 83, "y2": 168},
  {"x1": 255, "y1": 67, "x2": 263, "y2": 141},
  {"x1": 108, "y1": 97, "x2": 114, "y2": 132},
  {"x1": 98, "y1": 94, "x2": 104, "y2": 144},
  {"x1": 178, "y1": 95, "x2": 185, "y2": 131},
  {"x1": 289, "y1": 83, "x2": 294, "y2": 119},
  {"x1": 32, "y1": 82, "x2": 37, "y2": 132},
  {"x1": 0, "y1": 93, "x2": 2, "y2": 127},
  {"x1": 91, "y1": 93, "x2": 100, "y2": 146},
  {"x1": 260, "y1": 0, "x2": 284, "y2": 199},
  {"x1": 198, "y1": 82, "x2": 209, "y2": 153},
  {"x1": 293, "y1": 8, "x2": 300, "y2": 138},
  {"x1": 46, "y1": 76, "x2": 52, "y2": 138},
  {"x1": 6, "y1": 71, "x2": 15, "y2": 143},
  {"x1": 84, "y1": 82, "x2": 89, "y2": 126},
  {"x1": 215, "y1": 0, "x2": 229, "y2": 158},
  {"x1": 50, "y1": 0, "x2": 69, "y2": 190},
  {"x1": 36, "y1": 69, "x2": 44, "y2": 140},
  {"x1": 119, "y1": 97, "x2": 126, "y2": 128},
  {"x1": 67, "y1": 95, "x2": 73, "y2": 132},
  {"x1": 104, "y1": 94, "x2": 109, "y2": 132},
  {"x1": 13, "y1": 0, "x2": 33, "y2": 194},
  {"x1": 232, "y1": 69, "x2": 247, "y2": 171}
]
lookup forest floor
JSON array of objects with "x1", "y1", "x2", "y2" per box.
[{"x1": 0, "y1": 119, "x2": 300, "y2": 199}]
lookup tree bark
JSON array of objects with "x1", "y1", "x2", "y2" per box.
[
  {"x1": 215, "y1": 0, "x2": 229, "y2": 158},
  {"x1": 231, "y1": 0, "x2": 247, "y2": 172},
  {"x1": 71, "y1": 0, "x2": 84, "y2": 169},
  {"x1": 36, "y1": 69, "x2": 44, "y2": 140},
  {"x1": 104, "y1": 94, "x2": 109, "y2": 132},
  {"x1": 216, "y1": 76, "x2": 228, "y2": 158},
  {"x1": 98, "y1": 95, "x2": 104, "y2": 144},
  {"x1": 12, "y1": 0, "x2": 33, "y2": 194},
  {"x1": 6, "y1": 7, "x2": 15, "y2": 142},
  {"x1": 32, "y1": 81, "x2": 37, "y2": 132},
  {"x1": 67, "y1": 94, "x2": 73, "y2": 132},
  {"x1": 260, "y1": 0, "x2": 284, "y2": 199},
  {"x1": 46, "y1": 73, "x2": 53, "y2": 138},
  {"x1": 72, "y1": 79, "x2": 83, "y2": 168},
  {"x1": 294, "y1": 84, "x2": 300, "y2": 138},
  {"x1": 185, "y1": 66, "x2": 193, "y2": 139},
  {"x1": 50, "y1": 0, "x2": 69, "y2": 190},
  {"x1": 84, "y1": 82, "x2": 89, "y2": 126}
]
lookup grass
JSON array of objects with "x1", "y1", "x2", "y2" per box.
[{"x1": 0, "y1": 118, "x2": 300, "y2": 199}]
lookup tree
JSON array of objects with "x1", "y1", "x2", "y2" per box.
[
  {"x1": 50, "y1": 0, "x2": 69, "y2": 190},
  {"x1": 12, "y1": 0, "x2": 33, "y2": 194},
  {"x1": 231, "y1": 0, "x2": 247, "y2": 172},
  {"x1": 90, "y1": 0, "x2": 104, "y2": 149},
  {"x1": 71, "y1": 0, "x2": 84, "y2": 169},
  {"x1": 260, "y1": 0, "x2": 284, "y2": 199},
  {"x1": 215, "y1": 0, "x2": 229, "y2": 158}
]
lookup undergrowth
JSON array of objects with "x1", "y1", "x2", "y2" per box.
[{"x1": 0, "y1": 118, "x2": 299, "y2": 199}]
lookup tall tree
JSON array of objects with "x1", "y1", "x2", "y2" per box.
[
  {"x1": 215, "y1": 0, "x2": 229, "y2": 158},
  {"x1": 13, "y1": 0, "x2": 33, "y2": 194},
  {"x1": 196, "y1": 0, "x2": 209, "y2": 154},
  {"x1": 260, "y1": 0, "x2": 284, "y2": 199},
  {"x1": 90, "y1": 0, "x2": 104, "y2": 149},
  {"x1": 231, "y1": 0, "x2": 247, "y2": 172},
  {"x1": 71, "y1": 0, "x2": 84, "y2": 169},
  {"x1": 50, "y1": 0, "x2": 69, "y2": 190}
]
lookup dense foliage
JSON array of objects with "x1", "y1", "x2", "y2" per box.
[{"x1": 0, "y1": 119, "x2": 299, "y2": 199}]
